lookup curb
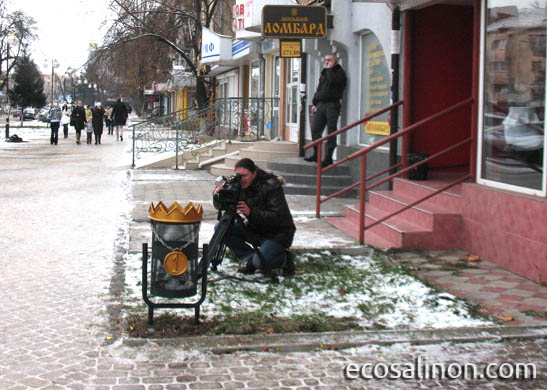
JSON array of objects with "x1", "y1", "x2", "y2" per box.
[{"x1": 122, "y1": 325, "x2": 547, "y2": 354}]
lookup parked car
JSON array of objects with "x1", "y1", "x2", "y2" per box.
[
  {"x1": 38, "y1": 108, "x2": 50, "y2": 123},
  {"x1": 12, "y1": 108, "x2": 22, "y2": 118},
  {"x1": 23, "y1": 108, "x2": 36, "y2": 120}
]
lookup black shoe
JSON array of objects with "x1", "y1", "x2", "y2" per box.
[
  {"x1": 282, "y1": 250, "x2": 295, "y2": 277},
  {"x1": 237, "y1": 259, "x2": 256, "y2": 275},
  {"x1": 120, "y1": 136, "x2": 123, "y2": 141},
  {"x1": 304, "y1": 155, "x2": 317, "y2": 162}
]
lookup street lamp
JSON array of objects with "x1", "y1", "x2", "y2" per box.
[{"x1": 5, "y1": 32, "x2": 17, "y2": 139}]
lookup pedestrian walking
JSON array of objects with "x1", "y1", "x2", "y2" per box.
[
  {"x1": 61, "y1": 104, "x2": 71, "y2": 138},
  {"x1": 85, "y1": 105, "x2": 93, "y2": 145},
  {"x1": 48, "y1": 101, "x2": 62, "y2": 145},
  {"x1": 105, "y1": 105, "x2": 114, "y2": 135},
  {"x1": 92, "y1": 102, "x2": 105, "y2": 145},
  {"x1": 111, "y1": 97, "x2": 128, "y2": 141},
  {"x1": 304, "y1": 53, "x2": 347, "y2": 166},
  {"x1": 71, "y1": 100, "x2": 86, "y2": 144}
]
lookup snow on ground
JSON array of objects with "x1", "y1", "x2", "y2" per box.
[{"x1": 123, "y1": 248, "x2": 494, "y2": 330}]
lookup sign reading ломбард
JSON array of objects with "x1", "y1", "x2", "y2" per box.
[{"x1": 262, "y1": 5, "x2": 327, "y2": 39}]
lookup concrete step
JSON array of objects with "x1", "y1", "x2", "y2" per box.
[
  {"x1": 268, "y1": 157, "x2": 352, "y2": 176},
  {"x1": 283, "y1": 182, "x2": 358, "y2": 198}
]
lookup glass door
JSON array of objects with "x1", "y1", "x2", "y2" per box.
[{"x1": 286, "y1": 58, "x2": 301, "y2": 142}]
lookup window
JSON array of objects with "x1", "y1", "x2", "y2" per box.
[
  {"x1": 286, "y1": 58, "x2": 300, "y2": 125},
  {"x1": 480, "y1": 0, "x2": 545, "y2": 194},
  {"x1": 360, "y1": 33, "x2": 391, "y2": 145}
]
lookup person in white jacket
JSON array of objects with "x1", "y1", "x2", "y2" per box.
[{"x1": 61, "y1": 104, "x2": 71, "y2": 138}]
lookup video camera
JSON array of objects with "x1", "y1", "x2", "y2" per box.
[{"x1": 214, "y1": 173, "x2": 242, "y2": 213}]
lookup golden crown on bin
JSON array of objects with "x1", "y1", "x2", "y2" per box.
[{"x1": 148, "y1": 201, "x2": 203, "y2": 223}]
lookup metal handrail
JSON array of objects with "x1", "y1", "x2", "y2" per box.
[{"x1": 309, "y1": 96, "x2": 474, "y2": 244}]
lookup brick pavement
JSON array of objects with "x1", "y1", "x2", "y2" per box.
[{"x1": 389, "y1": 251, "x2": 547, "y2": 326}]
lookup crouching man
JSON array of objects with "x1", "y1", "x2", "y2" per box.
[{"x1": 213, "y1": 158, "x2": 296, "y2": 276}]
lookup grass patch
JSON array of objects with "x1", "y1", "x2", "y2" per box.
[
  {"x1": 124, "y1": 249, "x2": 494, "y2": 338},
  {"x1": 522, "y1": 310, "x2": 547, "y2": 319}
]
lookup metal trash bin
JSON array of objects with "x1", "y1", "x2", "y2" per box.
[{"x1": 148, "y1": 201, "x2": 203, "y2": 298}]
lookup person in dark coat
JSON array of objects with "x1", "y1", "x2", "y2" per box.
[
  {"x1": 213, "y1": 158, "x2": 297, "y2": 276},
  {"x1": 111, "y1": 97, "x2": 128, "y2": 141},
  {"x1": 92, "y1": 102, "x2": 105, "y2": 144},
  {"x1": 71, "y1": 100, "x2": 86, "y2": 144},
  {"x1": 305, "y1": 53, "x2": 347, "y2": 166}
]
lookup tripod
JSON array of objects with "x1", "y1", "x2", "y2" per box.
[{"x1": 200, "y1": 209, "x2": 276, "y2": 281}]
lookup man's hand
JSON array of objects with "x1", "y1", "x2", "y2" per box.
[
  {"x1": 311, "y1": 105, "x2": 317, "y2": 114},
  {"x1": 236, "y1": 201, "x2": 250, "y2": 216},
  {"x1": 213, "y1": 182, "x2": 225, "y2": 195}
]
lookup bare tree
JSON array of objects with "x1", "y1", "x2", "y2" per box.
[
  {"x1": 0, "y1": 0, "x2": 37, "y2": 92},
  {"x1": 101, "y1": 0, "x2": 231, "y2": 107}
]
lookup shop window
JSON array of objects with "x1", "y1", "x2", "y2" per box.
[{"x1": 480, "y1": 0, "x2": 545, "y2": 194}]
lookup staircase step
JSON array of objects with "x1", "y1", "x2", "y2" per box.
[
  {"x1": 368, "y1": 190, "x2": 459, "y2": 229},
  {"x1": 275, "y1": 172, "x2": 354, "y2": 187},
  {"x1": 342, "y1": 204, "x2": 432, "y2": 248},
  {"x1": 268, "y1": 157, "x2": 351, "y2": 175},
  {"x1": 325, "y1": 217, "x2": 398, "y2": 249},
  {"x1": 393, "y1": 178, "x2": 463, "y2": 212},
  {"x1": 283, "y1": 183, "x2": 357, "y2": 198}
]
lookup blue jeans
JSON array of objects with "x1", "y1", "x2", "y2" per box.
[{"x1": 215, "y1": 219, "x2": 285, "y2": 270}]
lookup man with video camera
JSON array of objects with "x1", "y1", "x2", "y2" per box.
[{"x1": 213, "y1": 158, "x2": 296, "y2": 276}]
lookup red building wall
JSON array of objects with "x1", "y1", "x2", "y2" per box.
[{"x1": 462, "y1": 184, "x2": 547, "y2": 284}]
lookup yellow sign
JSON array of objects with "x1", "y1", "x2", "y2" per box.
[
  {"x1": 365, "y1": 121, "x2": 390, "y2": 136},
  {"x1": 280, "y1": 40, "x2": 301, "y2": 58}
]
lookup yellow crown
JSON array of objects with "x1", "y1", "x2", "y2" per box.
[{"x1": 148, "y1": 201, "x2": 203, "y2": 223}]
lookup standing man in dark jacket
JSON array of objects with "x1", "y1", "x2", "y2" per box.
[
  {"x1": 71, "y1": 100, "x2": 86, "y2": 144},
  {"x1": 213, "y1": 158, "x2": 296, "y2": 276},
  {"x1": 111, "y1": 97, "x2": 128, "y2": 141},
  {"x1": 305, "y1": 53, "x2": 347, "y2": 166}
]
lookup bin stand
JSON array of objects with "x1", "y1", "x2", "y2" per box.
[{"x1": 142, "y1": 243, "x2": 209, "y2": 325}]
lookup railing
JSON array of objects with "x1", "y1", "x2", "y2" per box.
[
  {"x1": 304, "y1": 97, "x2": 474, "y2": 244},
  {"x1": 131, "y1": 97, "x2": 279, "y2": 168}
]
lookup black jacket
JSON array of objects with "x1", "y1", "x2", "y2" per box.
[
  {"x1": 71, "y1": 106, "x2": 86, "y2": 131},
  {"x1": 215, "y1": 169, "x2": 296, "y2": 249},
  {"x1": 112, "y1": 101, "x2": 128, "y2": 126},
  {"x1": 312, "y1": 64, "x2": 347, "y2": 106}
]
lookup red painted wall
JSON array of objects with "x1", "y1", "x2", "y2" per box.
[
  {"x1": 411, "y1": 5, "x2": 474, "y2": 168},
  {"x1": 462, "y1": 184, "x2": 547, "y2": 284}
]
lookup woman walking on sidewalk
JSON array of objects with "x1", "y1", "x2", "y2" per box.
[
  {"x1": 71, "y1": 100, "x2": 86, "y2": 144},
  {"x1": 61, "y1": 104, "x2": 71, "y2": 138},
  {"x1": 48, "y1": 101, "x2": 62, "y2": 145},
  {"x1": 92, "y1": 102, "x2": 105, "y2": 145},
  {"x1": 111, "y1": 97, "x2": 128, "y2": 141}
]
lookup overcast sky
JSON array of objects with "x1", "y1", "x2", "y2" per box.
[{"x1": 7, "y1": 0, "x2": 112, "y2": 75}]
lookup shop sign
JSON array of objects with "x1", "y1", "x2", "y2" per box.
[
  {"x1": 145, "y1": 94, "x2": 160, "y2": 103},
  {"x1": 280, "y1": 39, "x2": 301, "y2": 58},
  {"x1": 233, "y1": 0, "x2": 253, "y2": 32},
  {"x1": 262, "y1": 5, "x2": 327, "y2": 39},
  {"x1": 365, "y1": 121, "x2": 390, "y2": 135}
]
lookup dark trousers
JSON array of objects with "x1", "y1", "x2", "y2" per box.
[
  {"x1": 62, "y1": 124, "x2": 69, "y2": 138},
  {"x1": 310, "y1": 101, "x2": 341, "y2": 152},
  {"x1": 214, "y1": 219, "x2": 285, "y2": 270},
  {"x1": 50, "y1": 122, "x2": 60, "y2": 144}
]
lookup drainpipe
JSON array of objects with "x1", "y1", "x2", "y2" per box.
[
  {"x1": 389, "y1": 6, "x2": 401, "y2": 189},
  {"x1": 298, "y1": 53, "x2": 307, "y2": 156},
  {"x1": 259, "y1": 43, "x2": 265, "y2": 140}
]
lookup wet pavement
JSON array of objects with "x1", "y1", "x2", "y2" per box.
[{"x1": 0, "y1": 122, "x2": 545, "y2": 389}]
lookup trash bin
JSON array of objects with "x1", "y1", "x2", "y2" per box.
[
  {"x1": 407, "y1": 153, "x2": 429, "y2": 181},
  {"x1": 148, "y1": 201, "x2": 203, "y2": 298}
]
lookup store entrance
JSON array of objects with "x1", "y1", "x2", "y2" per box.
[{"x1": 408, "y1": 4, "x2": 475, "y2": 171}]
